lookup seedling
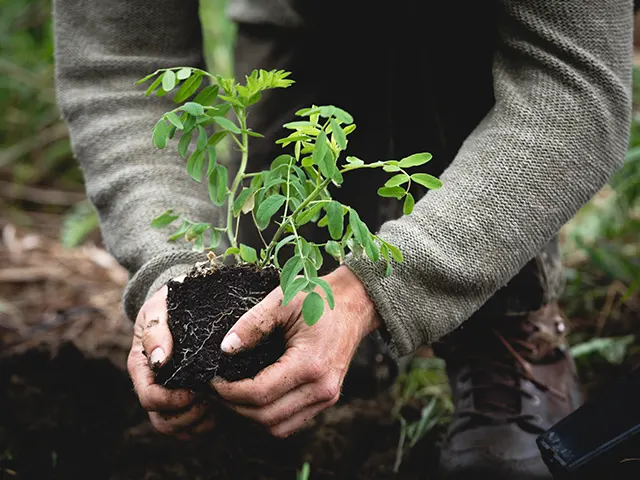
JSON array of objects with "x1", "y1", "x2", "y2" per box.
[{"x1": 137, "y1": 67, "x2": 442, "y2": 388}]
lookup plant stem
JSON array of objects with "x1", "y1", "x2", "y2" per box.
[
  {"x1": 226, "y1": 109, "x2": 249, "y2": 249},
  {"x1": 262, "y1": 177, "x2": 332, "y2": 264}
]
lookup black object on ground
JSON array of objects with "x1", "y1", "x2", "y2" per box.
[{"x1": 537, "y1": 366, "x2": 640, "y2": 478}]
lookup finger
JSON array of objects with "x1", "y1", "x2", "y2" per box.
[
  {"x1": 226, "y1": 377, "x2": 340, "y2": 427},
  {"x1": 139, "y1": 285, "x2": 172, "y2": 368},
  {"x1": 269, "y1": 395, "x2": 339, "y2": 439},
  {"x1": 190, "y1": 413, "x2": 216, "y2": 435},
  {"x1": 213, "y1": 345, "x2": 321, "y2": 406},
  {"x1": 128, "y1": 346, "x2": 193, "y2": 412},
  {"x1": 148, "y1": 402, "x2": 208, "y2": 435},
  {"x1": 220, "y1": 286, "x2": 290, "y2": 355}
]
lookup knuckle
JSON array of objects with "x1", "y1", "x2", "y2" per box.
[
  {"x1": 315, "y1": 381, "x2": 340, "y2": 402},
  {"x1": 303, "y1": 358, "x2": 326, "y2": 381},
  {"x1": 138, "y1": 394, "x2": 156, "y2": 412}
]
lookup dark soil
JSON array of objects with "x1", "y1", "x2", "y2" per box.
[{"x1": 154, "y1": 263, "x2": 286, "y2": 390}]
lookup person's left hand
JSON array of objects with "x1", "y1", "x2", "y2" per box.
[{"x1": 211, "y1": 265, "x2": 381, "y2": 438}]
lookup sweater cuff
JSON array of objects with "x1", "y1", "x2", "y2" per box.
[
  {"x1": 123, "y1": 250, "x2": 206, "y2": 322},
  {"x1": 343, "y1": 254, "x2": 415, "y2": 359}
]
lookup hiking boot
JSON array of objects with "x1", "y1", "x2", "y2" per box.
[{"x1": 435, "y1": 303, "x2": 582, "y2": 479}]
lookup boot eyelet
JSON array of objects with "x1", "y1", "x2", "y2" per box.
[
  {"x1": 555, "y1": 319, "x2": 566, "y2": 334},
  {"x1": 530, "y1": 395, "x2": 541, "y2": 406}
]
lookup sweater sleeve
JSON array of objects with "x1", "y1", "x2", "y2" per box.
[
  {"x1": 53, "y1": 0, "x2": 220, "y2": 321},
  {"x1": 345, "y1": 0, "x2": 633, "y2": 357}
]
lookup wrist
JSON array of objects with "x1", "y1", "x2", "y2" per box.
[{"x1": 327, "y1": 265, "x2": 381, "y2": 337}]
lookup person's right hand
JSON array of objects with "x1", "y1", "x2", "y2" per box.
[{"x1": 127, "y1": 282, "x2": 216, "y2": 439}]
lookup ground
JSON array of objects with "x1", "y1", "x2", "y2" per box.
[{"x1": 0, "y1": 215, "x2": 445, "y2": 480}]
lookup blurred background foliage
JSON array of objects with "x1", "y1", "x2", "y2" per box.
[{"x1": 1, "y1": 0, "x2": 639, "y2": 375}]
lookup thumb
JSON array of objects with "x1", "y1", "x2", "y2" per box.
[
  {"x1": 220, "y1": 286, "x2": 286, "y2": 355},
  {"x1": 140, "y1": 285, "x2": 173, "y2": 369}
]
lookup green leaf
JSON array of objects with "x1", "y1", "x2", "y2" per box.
[
  {"x1": 377, "y1": 186, "x2": 406, "y2": 198},
  {"x1": 399, "y1": 153, "x2": 433, "y2": 168},
  {"x1": 151, "y1": 210, "x2": 179, "y2": 228},
  {"x1": 166, "y1": 112, "x2": 184, "y2": 129},
  {"x1": 193, "y1": 84, "x2": 220, "y2": 106},
  {"x1": 325, "y1": 240, "x2": 343, "y2": 261},
  {"x1": 411, "y1": 173, "x2": 442, "y2": 190},
  {"x1": 343, "y1": 124, "x2": 356, "y2": 135},
  {"x1": 225, "y1": 247, "x2": 240, "y2": 256},
  {"x1": 403, "y1": 192, "x2": 415, "y2": 215},
  {"x1": 333, "y1": 107, "x2": 354, "y2": 124},
  {"x1": 206, "y1": 146, "x2": 217, "y2": 176},
  {"x1": 295, "y1": 107, "x2": 321, "y2": 117},
  {"x1": 210, "y1": 229, "x2": 221, "y2": 249},
  {"x1": 314, "y1": 278, "x2": 335, "y2": 309},
  {"x1": 144, "y1": 75, "x2": 164, "y2": 96},
  {"x1": 213, "y1": 116, "x2": 241, "y2": 134},
  {"x1": 346, "y1": 156, "x2": 365, "y2": 167},
  {"x1": 319, "y1": 105, "x2": 336, "y2": 118},
  {"x1": 207, "y1": 131, "x2": 228, "y2": 147},
  {"x1": 364, "y1": 238, "x2": 380, "y2": 262},
  {"x1": 161, "y1": 70, "x2": 176, "y2": 91},
  {"x1": 208, "y1": 164, "x2": 228, "y2": 206},
  {"x1": 349, "y1": 209, "x2": 370, "y2": 246},
  {"x1": 310, "y1": 244, "x2": 323, "y2": 270},
  {"x1": 233, "y1": 188, "x2": 252, "y2": 216},
  {"x1": 168, "y1": 220, "x2": 190, "y2": 241},
  {"x1": 181, "y1": 102, "x2": 204, "y2": 116},
  {"x1": 283, "y1": 121, "x2": 317, "y2": 129},
  {"x1": 152, "y1": 120, "x2": 171, "y2": 149},
  {"x1": 136, "y1": 71, "x2": 159, "y2": 85},
  {"x1": 174, "y1": 73, "x2": 203, "y2": 103},
  {"x1": 197, "y1": 126, "x2": 208, "y2": 150},
  {"x1": 296, "y1": 203, "x2": 323, "y2": 225},
  {"x1": 186, "y1": 149, "x2": 206, "y2": 182},
  {"x1": 168, "y1": 124, "x2": 177, "y2": 139},
  {"x1": 176, "y1": 67, "x2": 192, "y2": 80},
  {"x1": 302, "y1": 291, "x2": 324, "y2": 326},
  {"x1": 326, "y1": 201, "x2": 344, "y2": 240},
  {"x1": 380, "y1": 244, "x2": 392, "y2": 276},
  {"x1": 385, "y1": 173, "x2": 409, "y2": 187},
  {"x1": 386, "y1": 242, "x2": 404, "y2": 263},
  {"x1": 280, "y1": 255, "x2": 304, "y2": 293},
  {"x1": 330, "y1": 118, "x2": 347, "y2": 150},
  {"x1": 245, "y1": 129, "x2": 264, "y2": 138},
  {"x1": 193, "y1": 234, "x2": 205, "y2": 252},
  {"x1": 282, "y1": 277, "x2": 308, "y2": 306},
  {"x1": 383, "y1": 164, "x2": 401, "y2": 172},
  {"x1": 239, "y1": 244, "x2": 258, "y2": 263},
  {"x1": 206, "y1": 103, "x2": 232, "y2": 118},
  {"x1": 256, "y1": 194, "x2": 286, "y2": 225},
  {"x1": 250, "y1": 172, "x2": 263, "y2": 190},
  {"x1": 312, "y1": 131, "x2": 328, "y2": 169},
  {"x1": 273, "y1": 234, "x2": 296, "y2": 268}
]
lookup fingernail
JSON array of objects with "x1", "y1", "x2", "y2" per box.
[
  {"x1": 221, "y1": 332, "x2": 242, "y2": 353},
  {"x1": 149, "y1": 347, "x2": 166, "y2": 367}
]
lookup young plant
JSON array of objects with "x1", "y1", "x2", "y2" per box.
[{"x1": 138, "y1": 67, "x2": 442, "y2": 327}]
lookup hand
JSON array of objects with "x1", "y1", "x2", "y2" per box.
[
  {"x1": 127, "y1": 281, "x2": 216, "y2": 439},
  {"x1": 212, "y1": 266, "x2": 381, "y2": 438}
]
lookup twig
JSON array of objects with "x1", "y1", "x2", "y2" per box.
[{"x1": 0, "y1": 180, "x2": 85, "y2": 206}]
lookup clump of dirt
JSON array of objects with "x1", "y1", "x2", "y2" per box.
[{"x1": 154, "y1": 262, "x2": 286, "y2": 390}]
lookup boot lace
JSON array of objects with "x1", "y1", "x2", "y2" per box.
[{"x1": 448, "y1": 318, "x2": 567, "y2": 436}]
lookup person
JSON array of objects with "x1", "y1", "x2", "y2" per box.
[{"x1": 53, "y1": 0, "x2": 633, "y2": 478}]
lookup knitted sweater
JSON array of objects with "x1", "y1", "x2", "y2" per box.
[{"x1": 54, "y1": 0, "x2": 633, "y2": 357}]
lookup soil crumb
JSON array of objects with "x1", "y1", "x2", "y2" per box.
[{"x1": 154, "y1": 263, "x2": 285, "y2": 389}]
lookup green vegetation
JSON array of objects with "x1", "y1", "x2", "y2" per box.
[{"x1": 140, "y1": 66, "x2": 440, "y2": 325}]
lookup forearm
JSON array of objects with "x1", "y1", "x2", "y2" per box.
[
  {"x1": 54, "y1": 0, "x2": 220, "y2": 320},
  {"x1": 346, "y1": 0, "x2": 633, "y2": 357}
]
